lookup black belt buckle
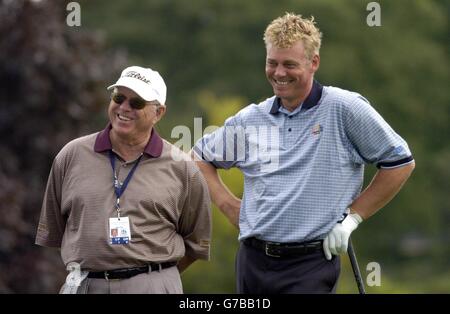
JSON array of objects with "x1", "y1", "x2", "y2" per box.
[
  {"x1": 92, "y1": 266, "x2": 150, "y2": 280},
  {"x1": 265, "y1": 242, "x2": 281, "y2": 258},
  {"x1": 88, "y1": 262, "x2": 178, "y2": 280},
  {"x1": 103, "y1": 270, "x2": 121, "y2": 281}
]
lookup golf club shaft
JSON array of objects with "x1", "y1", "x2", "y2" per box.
[{"x1": 348, "y1": 238, "x2": 366, "y2": 294}]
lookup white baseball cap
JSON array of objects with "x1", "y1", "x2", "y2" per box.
[{"x1": 107, "y1": 66, "x2": 167, "y2": 106}]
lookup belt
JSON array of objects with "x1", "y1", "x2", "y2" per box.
[
  {"x1": 243, "y1": 237, "x2": 322, "y2": 258},
  {"x1": 87, "y1": 262, "x2": 177, "y2": 280}
]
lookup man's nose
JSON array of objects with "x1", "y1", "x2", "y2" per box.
[
  {"x1": 274, "y1": 65, "x2": 287, "y2": 77},
  {"x1": 118, "y1": 98, "x2": 132, "y2": 110}
]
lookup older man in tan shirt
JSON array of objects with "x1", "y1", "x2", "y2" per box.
[{"x1": 36, "y1": 66, "x2": 211, "y2": 294}]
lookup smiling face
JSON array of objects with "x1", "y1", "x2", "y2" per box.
[
  {"x1": 108, "y1": 86, "x2": 165, "y2": 143},
  {"x1": 265, "y1": 40, "x2": 319, "y2": 111}
]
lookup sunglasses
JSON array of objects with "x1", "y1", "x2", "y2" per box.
[{"x1": 111, "y1": 92, "x2": 150, "y2": 110}]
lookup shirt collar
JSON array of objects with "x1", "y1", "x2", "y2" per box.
[
  {"x1": 94, "y1": 123, "x2": 163, "y2": 158},
  {"x1": 269, "y1": 80, "x2": 323, "y2": 114}
]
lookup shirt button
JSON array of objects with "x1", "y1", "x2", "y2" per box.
[{"x1": 288, "y1": 128, "x2": 292, "y2": 132}]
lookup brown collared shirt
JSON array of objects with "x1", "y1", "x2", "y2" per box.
[{"x1": 36, "y1": 126, "x2": 211, "y2": 271}]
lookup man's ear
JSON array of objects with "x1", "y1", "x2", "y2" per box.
[
  {"x1": 311, "y1": 54, "x2": 320, "y2": 73},
  {"x1": 157, "y1": 105, "x2": 166, "y2": 117},
  {"x1": 155, "y1": 105, "x2": 166, "y2": 122}
]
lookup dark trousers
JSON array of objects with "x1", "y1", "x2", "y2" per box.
[{"x1": 236, "y1": 240, "x2": 340, "y2": 294}]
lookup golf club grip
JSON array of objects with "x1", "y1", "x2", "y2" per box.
[{"x1": 348, "y1": 238, "x2": 366, "y2": 294}]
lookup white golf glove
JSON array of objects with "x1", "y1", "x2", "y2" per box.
[{"x1": 323, "y1": 212, "x2": 363, "y2": 260}]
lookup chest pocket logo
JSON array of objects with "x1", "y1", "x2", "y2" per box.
[{"x1": 311, "y1": 124, "x2": 323, "y2": 136}]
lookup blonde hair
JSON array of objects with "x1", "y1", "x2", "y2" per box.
[{"x1": 263, "y1": 12, "x2": 322, "y2": 60}]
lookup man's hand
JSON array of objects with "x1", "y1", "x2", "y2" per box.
[{"x1": 323, "y1": 212, "x2": 363, "y2": 260}]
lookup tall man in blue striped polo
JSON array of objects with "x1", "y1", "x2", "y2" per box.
[{"x1": 193, "y1": 13, "x2": 415, "y2": 293}]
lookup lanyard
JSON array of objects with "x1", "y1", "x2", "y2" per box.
[{"x1": 109, "y1": 150, "x2": 143, "y2": 219}]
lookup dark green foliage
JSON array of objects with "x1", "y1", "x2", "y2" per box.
[{"x1": 0, "y1": 0, "x2": 125, "y2": 292}]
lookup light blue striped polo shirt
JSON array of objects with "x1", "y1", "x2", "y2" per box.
[{"x1": 194, "y1": 81, "x2": 413, "y2": 243}]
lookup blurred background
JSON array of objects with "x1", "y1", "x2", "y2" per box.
[{"x1": 0, "y1": 0, "x2": 448, "y2": 293}]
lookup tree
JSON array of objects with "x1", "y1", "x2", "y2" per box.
[{"x1": 0, "y1": 0, "x2": 126, "y2": 292}]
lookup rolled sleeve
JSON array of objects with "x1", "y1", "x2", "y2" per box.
[
  {"x1": 179, "y1": 167, "x2": 212, "y2": 260},
  {"x1": 344, "y1": 96, "x2": 413, "y2": 169}
]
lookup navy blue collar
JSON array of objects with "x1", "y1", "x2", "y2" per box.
[{"x1": 270, "y1": 80, "x2": 323, "y2": 114}]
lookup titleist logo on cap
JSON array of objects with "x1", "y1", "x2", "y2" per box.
[{"x1": 122, "y1": 71, "x2": 151, "y2": 84}]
